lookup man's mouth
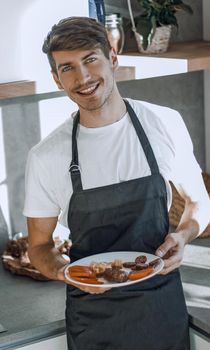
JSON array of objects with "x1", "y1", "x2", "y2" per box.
[{"x1": 77, "y1": 83, "x2": 99, "y2": 96}]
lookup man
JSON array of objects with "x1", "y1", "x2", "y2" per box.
[{"x1": 23, "y1": 17, "x2": 210, "y2": 350}]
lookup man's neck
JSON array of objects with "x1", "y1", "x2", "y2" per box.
[{"x1": 79, "y1": 94, "x2": 127, "y2": 128}]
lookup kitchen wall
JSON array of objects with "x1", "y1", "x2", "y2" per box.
[
  {"x1": 0, "y1": 0, "x2": 88, "y2": 92},
  {"x1": 105, "y1": 0, "x2": 205, "y2": 165},
  {"x1": 0, "y1": 0, "x2": 205, "y2": 251}
]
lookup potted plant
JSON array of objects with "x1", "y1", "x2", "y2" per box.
[{"x1": 127, "y1": 0, "x2": 193, "y2": 53}]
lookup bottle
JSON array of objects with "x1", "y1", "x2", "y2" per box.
[
  {"x1": 89, "y1": 0, "x2": 105, "y2": 24},
  {"x1": 105, "y1": 13, "x2": 125, "y2": 54},
  {"x1": 88, "y1": 0, "x2": 97, "y2": 19}
]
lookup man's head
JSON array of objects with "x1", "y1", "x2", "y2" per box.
[{"x1": 42, "y1": 16, "x2": 112, "y2": 74}]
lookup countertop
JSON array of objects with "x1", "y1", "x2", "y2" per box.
[
  {"x1": 0, "y1": 237, "x2": 210, "y2": 349},
  {"x1": 181, "y1": 236, "x2": 210, "y2": 338},
  {"x1": 0, "y1": 262, "x2": 66, "y2": 349}
]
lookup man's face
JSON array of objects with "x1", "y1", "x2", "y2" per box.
[{"x1": 52, "y1": 48, "x2": 118, "y2": 111}]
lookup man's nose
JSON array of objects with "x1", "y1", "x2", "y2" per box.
[{"x1": 74, "y1": 65, "x2": 91, "y2": 86}]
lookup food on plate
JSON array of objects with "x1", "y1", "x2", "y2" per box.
[
  {"x1": 131, "y1": 262, "x2": 149, "y2": 270},
  {"x1": 148, "y1": 257, "x2": 161, "y2": 268},
  {"x1": 90, "y1": 259, "x2": 123, "y2": 274},
  {"x1": 128, "y1": 267, "x2": 154, "y2": 280},
  {"x1": 66, "y1": 254, "x2": 161, "y2": 285},
  {"x1": 103, "y1": 268, "x2": 128, "y2": 283},
  {"x1": 69, "y1": 265, "x2": 96, "y2": 278},
  {"x1": 122, "y1": 262, "x2": 136, "y2": 269},
  {"x1": 66, "y1": 265, "x2": 104, "y2": 284},
  {"x1": 135, "y1": 255, "x2": 147, "y2": 264},
  {"x1": 69, "y1": 276, "x2": 104, "y2": 285}
]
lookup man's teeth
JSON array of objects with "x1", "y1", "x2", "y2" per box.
[{"x1": 79, "y1": 85, "x2": 98, "y2": 95}]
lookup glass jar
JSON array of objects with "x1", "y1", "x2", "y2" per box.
[{"x1": 105, "y1": 13, "x2": 125, "y2": 54}]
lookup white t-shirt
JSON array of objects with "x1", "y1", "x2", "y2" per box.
[{"x1": 23, "y1": 98, "x2": 202, "y2": 228}]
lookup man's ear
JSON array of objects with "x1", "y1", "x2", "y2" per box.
[
  {"x1": 109, "y1": 47, "x2": 118, "y2": 70},
  {"x1": 52, "y1": 71, "x2": 63, "y2": 90}
]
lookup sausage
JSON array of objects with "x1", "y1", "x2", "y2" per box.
[
  {"x1": 123, "y1": 262, "x2": 136, "y2": 268},
  {"x1": 128, "y1": 267, "x2": 154, "y2": 280},
  {"x1": 67, "y1": 265, "x2": 96, "y2": 279},
  {"x1": 135, "y1": 255, "x2": 147, "y2": 264},
  {"x1": 69, "y1": 265, "x2": 92, "y2": 272},
  {"x1": 148, "y1": 258, "x2": 161, "y2": 268},
  {"x1": 70, "y1": 270, "x2": 96, "y2": 278},
  {"x1": 71, "y1": 276, "x2": 104, "y2": 284},
  {"x1": 131, "y1": 263, "x2": 149, "y2": 270}
]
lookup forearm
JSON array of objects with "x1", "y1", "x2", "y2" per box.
[
  {"x1": 27, "y1": 216, "x2": 69, "y2": 280},
  {"x1": 28, "y1": 242, "x2": 68, "y2": 280}
]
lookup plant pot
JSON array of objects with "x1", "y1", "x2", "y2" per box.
[{"x1": 134, "y1": 25, "x2": 172, "y2": 54}]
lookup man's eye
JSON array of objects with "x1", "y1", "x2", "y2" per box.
[
  {"x1": 62, "y1": 65, "x2": 71, "y2": 72},
  {"x1": 86, "y1": 57, "x2": 96, "y2": 63}
]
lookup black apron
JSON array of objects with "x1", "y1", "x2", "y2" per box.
[{"x1": 66, "y1": 100, "x2": 190, "y2": 350}]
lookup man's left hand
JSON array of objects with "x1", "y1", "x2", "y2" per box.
[{"x1": 155, "y1": 232, "x2": 186, "y2": 275}]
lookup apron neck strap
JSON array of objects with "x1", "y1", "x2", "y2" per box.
[
  {"x1": 124, "y1": 99, "x2": 160, "y2": 175},
  {"x1": 69, "y1": 111, "x2": 83, "y2": 192},
  {"x1": 69, "y1": 100, "x2": 160, "y2": 192}
]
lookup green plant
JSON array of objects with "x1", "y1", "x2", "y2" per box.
[{"x1": 135, "y1": 0, "x2": 193, "y2": 50}]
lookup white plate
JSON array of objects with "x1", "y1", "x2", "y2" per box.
[{"x1": 64, "y1": 251, "x2": 164, "y2": 288}]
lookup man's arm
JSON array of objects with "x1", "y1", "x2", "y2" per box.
[
  {"x1": 27, "y1": 217, "x2": 111, "y2": 294},
  {"x1": 27, "y1": 217, "x2": 68, "y2": 280},
  {"x1": 156, "y1": 178, "x2": 210, "y2": 274}
]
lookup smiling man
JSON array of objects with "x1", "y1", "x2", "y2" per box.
[{"x1": 23, "y1": 17, "x2": 210, "y2": 350}]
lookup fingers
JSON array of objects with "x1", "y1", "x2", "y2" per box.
[
  {"x1": 156, "y1": 233, "x2": 185, "y2": 275},
  {"x1": 155, "y1": 234, "x2": 177, "y2": 258},
  {"x1": 159, "y1": 253, "x2": 182, "y2": 275},
  {"x1": 159, "y1": 261, "x2": 180, "y2": 275}
]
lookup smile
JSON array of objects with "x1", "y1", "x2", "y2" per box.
[{"x1": 77, "y1": 83, "x2": 99, "y2": 96}]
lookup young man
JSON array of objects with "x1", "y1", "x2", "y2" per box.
[{"x1": 24, "y1": 17, "x2": 210, "y2": 350}]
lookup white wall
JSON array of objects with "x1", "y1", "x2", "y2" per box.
[
  {"x1": 0, "y1": 0, "x2": 88, "y2": 92},
  {"x1": 0, "y1": 1, "x2": 88, "y2": 238},
  {"x1": 0, "y1": 0, "x2": 32, "y2": 82}
]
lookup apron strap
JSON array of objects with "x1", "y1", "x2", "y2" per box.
[
  {"x1": 69, "y1": 100, "x2": 160, "y2": 192},
  {"x1": 124, "y1": 99, "x2": 160, "y2": 175},
  {"x1": 69, "y1": 111, "x2": 83, "y2": 192}
]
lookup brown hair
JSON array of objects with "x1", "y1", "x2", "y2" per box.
[{"x1": 42, "y1": 16, "x2": 112, "y2": 73}]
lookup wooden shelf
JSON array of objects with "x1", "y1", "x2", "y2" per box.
[
  {"x1": 115, "y1": 66, "x2": 135, "y2": 82},
  {"x1": 0, "y1": 81, "x2": 36, "y2": 99},
  {"x1": 0, "y1": 42, "x2": 209, "y2": 96},
  {"x1": 117, "y1": 41, "x2": 210, "y2": 81}
]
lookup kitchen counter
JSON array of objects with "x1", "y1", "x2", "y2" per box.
[
  {"x1": 0, "y1": 262, "x2": 66, "y2": 349},
  {"x1": 181, "y1": 236, "x2": 210, "y2": 338},
  {"x1": 0, "y1": 237, "x2": 210, "y2": 349}
]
